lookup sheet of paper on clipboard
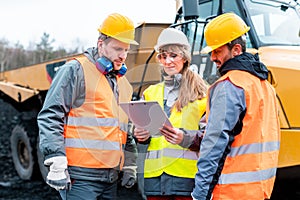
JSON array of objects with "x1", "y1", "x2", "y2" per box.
[{"x1": 119, "y1": 101, "x2": 173, "y2": 137}]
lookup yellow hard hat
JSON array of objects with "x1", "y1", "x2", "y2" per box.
[
  {"x1": 201, "y1": 13, "x2": 250, "y2": 54},
  {"x1": 98, "y1": 13, "x2": 139, "y2": 45}
]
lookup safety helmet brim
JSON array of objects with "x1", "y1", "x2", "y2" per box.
[{"x1": 103, "y1": 29, "x2": 139, "y2": 45}]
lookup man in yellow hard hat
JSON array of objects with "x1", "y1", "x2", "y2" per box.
[
  {"x1": 191, "y1": 13, "x2": 280, "y2": 200},
  {"x1": 38, "y1": 13, "x2": 139, "y2": 200}
]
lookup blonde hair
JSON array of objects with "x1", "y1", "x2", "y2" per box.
[{"x1": 159, "y1": 44, "x2": 208, "y2": 111}]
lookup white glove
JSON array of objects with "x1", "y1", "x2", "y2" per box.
[{"x1": 44, "y1": 156, "x2": 71, "y2": 191}]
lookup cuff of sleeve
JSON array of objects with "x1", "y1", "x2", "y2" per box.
[
  {"x1": 122, "y1": 166, "x2": 137, "y2": 172},
  {"x1": 137, "y1": 136, "x2": 151, "y2": 144},
  {"x1": 178, "y1": 128, "x2": 194, "y2": 148}
]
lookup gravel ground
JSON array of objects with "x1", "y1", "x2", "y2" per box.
[{"x1": 0, "y1": 98, "x2": 60, "y2": 200}]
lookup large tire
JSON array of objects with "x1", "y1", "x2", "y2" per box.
[
  {"x1": 36, "y1": 135, "x2": 49, "y2": 182},
  {"x1": 10, "y1": 125, "x2": 35, "y2": 180}
]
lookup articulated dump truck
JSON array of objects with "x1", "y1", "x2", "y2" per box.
[{"x1": 0, "y1": 0, "x2": 299, "y2": 197}]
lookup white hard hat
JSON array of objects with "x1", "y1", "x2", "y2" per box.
[{"x1": 154, "y1": 28, "x2": 190, "y2": 52}]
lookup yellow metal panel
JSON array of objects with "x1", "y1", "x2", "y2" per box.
[
  {"x1": 0, "y1": 54, "x2": 81, "y2": 91},
  {"x1": 259, "y1": 46, "x2": 300, "y2": 128},
  {"x1": 278, "y1": 129, "x2": 300, "y2": 168},
  {"x1": 0, "y1": 81, "x2": 38, "y2": 102}
]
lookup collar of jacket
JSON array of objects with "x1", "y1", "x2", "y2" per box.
[{"x1": 219, "y1": 52, "x2": 269, "y2": 80}]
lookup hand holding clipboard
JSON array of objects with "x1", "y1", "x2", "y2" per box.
[{"x1": 119, "y1": 101, "x2": 173, "y2": 137}]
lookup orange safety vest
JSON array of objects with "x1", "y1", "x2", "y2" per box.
[
  {"x1": 207, "y1": 70, "x2": 280, "y2": 200},
  {"x1": 64, "y1": 55, "x2": 132, "y2": 169},
  {"x1": 143, "y1": 82, "x2": 206, "y2": 178}
]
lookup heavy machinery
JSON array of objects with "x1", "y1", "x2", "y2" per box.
[{"x1": 0, "y1": 0, "x2": 300, "y2": 198}]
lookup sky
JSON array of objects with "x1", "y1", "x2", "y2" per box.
[{"x1": 0, "y1": 0, "x2": 177, "y2": 50}]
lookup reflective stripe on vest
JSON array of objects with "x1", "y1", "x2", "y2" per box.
[
  {"x1": 228, "y1": 141, "x2": 280, "y2": 157},
  {"x1": 65, "y1": 138, "x2": 120, "y2": 150},
  {"x1": 218, "y1": 167, "x2": 277, "y2": 185},
  {"x1": 219, "y1": 141, "x2": 280, "y2": 184},
  {"x1": 143, "y1": 82, "x2": 206, "y2": 178},
  {"x1": 64, "y1": 55, "x2": 132, "y2": 169},
  {"x1": 146, "y1": 148, "x2": 199, "y2": 160},
  {"x1": 208, "y1": 70, "x2": 280, "y2": 200},
  {"x1": 67, "y1": 116, "x2": 128, "y2": 132}
]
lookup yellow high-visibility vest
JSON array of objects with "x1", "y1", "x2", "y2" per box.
[{"x1": 143, "y1": 82, "x2": 206, "y2": 178}]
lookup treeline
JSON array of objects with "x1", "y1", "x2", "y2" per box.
[{"x1": 0, "y1": 32, "x2": 83, "y2": 72}]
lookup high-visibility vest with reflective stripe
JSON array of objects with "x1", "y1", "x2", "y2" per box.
[
  {"x1": 143, "y1": 82, "x2": 206, "y2": 178},
  {"x1": 208, "y1": 70, "x2": 280, "y2": 200},
  {"x1": 64, "y1": 55, "x2": 132, "y2": 169}
]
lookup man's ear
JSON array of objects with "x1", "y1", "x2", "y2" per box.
[
  {"x1": 232, "y1": 44, "x2": 242, "y2": 56},
  {"x1": 97, "y1": 39, "x2": 103, "y2": 50}
]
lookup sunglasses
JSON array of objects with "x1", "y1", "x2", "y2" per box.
[{"x1": 156, "y1": 52, "x2": 183, "y2": 63}]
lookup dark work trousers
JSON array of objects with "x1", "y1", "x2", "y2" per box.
[{"x1": 59, "y1": 179, "x2": 118, "y2": 200}]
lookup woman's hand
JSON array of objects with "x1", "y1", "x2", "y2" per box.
[
  {"x1": 160, "y1": 125, "x2": 184, "y2": 145},
  {"x1": 133, "y1": 127, "x2": 151, "y2": 142}
]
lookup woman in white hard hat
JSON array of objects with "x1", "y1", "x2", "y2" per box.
[{"x1": 134, "y1": 28, "x2": 208, "y2": 200}]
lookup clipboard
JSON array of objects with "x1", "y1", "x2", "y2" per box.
[{"x1": 119, "y1": 101, "x2": 173, "y2": 136}]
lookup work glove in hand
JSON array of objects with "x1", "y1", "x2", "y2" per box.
[
  {"x1": 44, "y1": 156, "x2": 71, "y2": 191},
  {"x1": 121, "y1": 166, "x2": 137, "y2": 188}
]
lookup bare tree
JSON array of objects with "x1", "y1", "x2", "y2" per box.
[
  {"x1": 0, "y1": 33, "x2": 84, "y2": 72},
  {"x1": 0, "y1": 39, "x2": 11, "y2": 77}
]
